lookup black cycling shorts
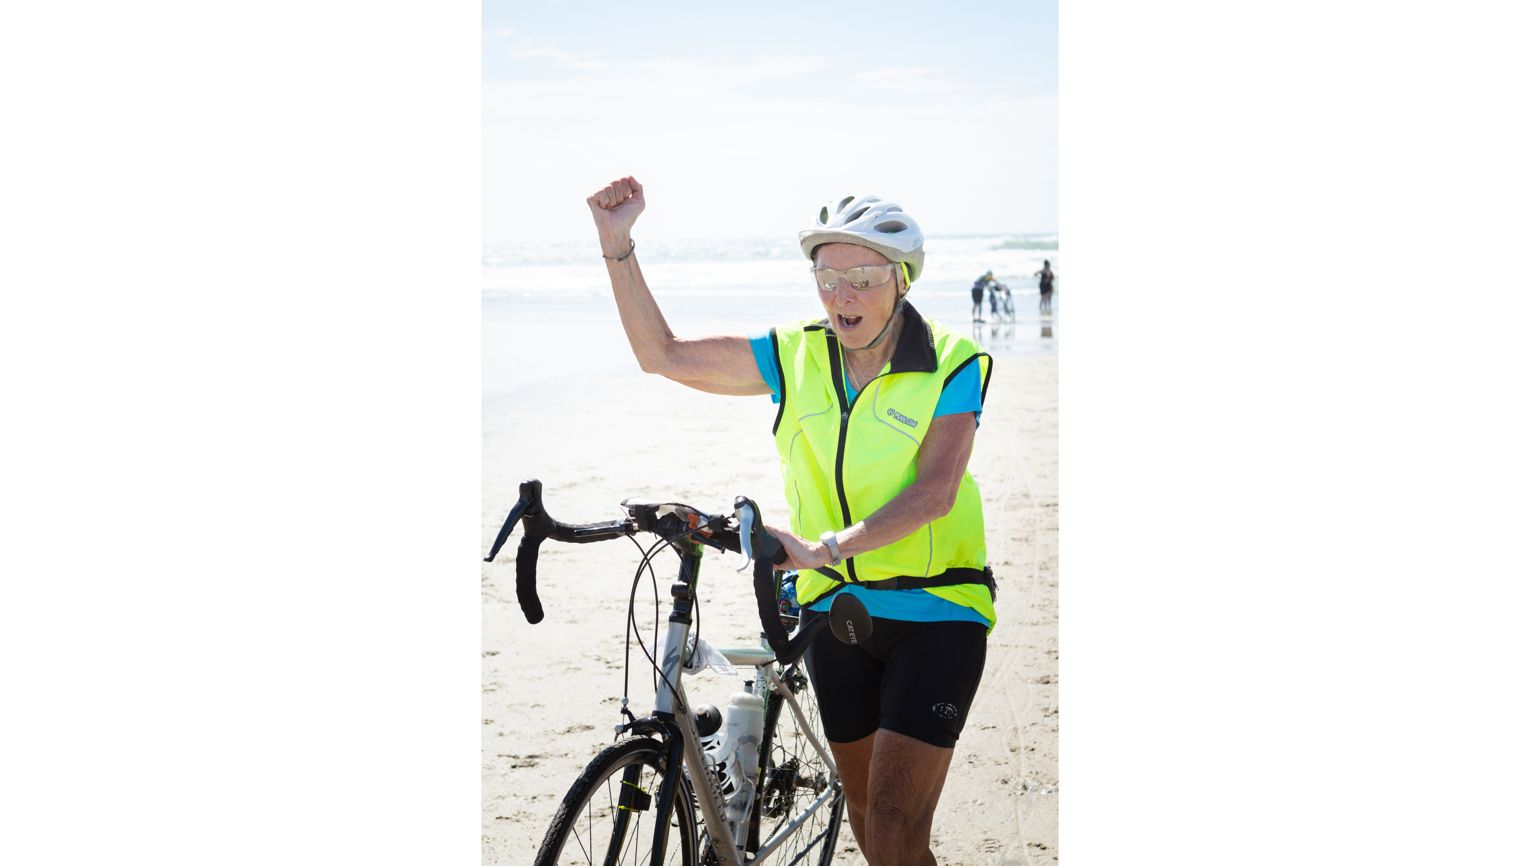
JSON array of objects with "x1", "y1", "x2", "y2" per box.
[{"x1": 804, "y1": 616, "x2": 988, "y2": 749}]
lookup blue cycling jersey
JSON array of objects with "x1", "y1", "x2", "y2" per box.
[
  {"x1": 806, "y1": 583, "x2": 992, "y2": 626},
  {"x1": 748, "y1": 330, "x2": 981, "y2": 418},
  {"x1": 748, "y1": 329, "x2": 987, "y2": 625}
]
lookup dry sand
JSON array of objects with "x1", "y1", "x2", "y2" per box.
[{"x1": 482, "y1": 348, "x2": 1058, "y2": 864}]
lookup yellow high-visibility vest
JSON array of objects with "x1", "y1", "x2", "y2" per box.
[{"x1": 769, "y1": 302, "x2": 996, "y2": 629}]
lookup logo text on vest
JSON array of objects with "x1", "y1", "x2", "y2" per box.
[{"x1": 886, "y1": 407, "x2": 919, "y2": 428}]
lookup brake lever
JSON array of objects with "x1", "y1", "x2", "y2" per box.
[
  {"x1": 735, "y1": 501, "x2": 755, "y2": 572},
  {"x1": 485, "y1": 480, "x2": 541, "y2": 562}
]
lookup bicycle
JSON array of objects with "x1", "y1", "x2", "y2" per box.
[{"x1": 484, "y1": 479, "x2": 853, "y2": 866}]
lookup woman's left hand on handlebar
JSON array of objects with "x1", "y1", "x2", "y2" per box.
[{"x1": 763, "y1": 524, "x2": 832, "y2": 571}]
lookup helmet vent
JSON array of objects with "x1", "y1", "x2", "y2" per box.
[
  {"x1": 819, "y1": 207, "x2": 830, "y2": 224},
  {"x1": 838, "y1": 195, "x2": 856, "y2": 211},
  {"x1": 875, "y1": 219, "x2": 907, "y2": 234},
  {"x1": 847, "y1": 206, "x2": 870, "y2": 223}
]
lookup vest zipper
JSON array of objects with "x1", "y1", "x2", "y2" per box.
[
  {"x1": 825, "y1": 333, "x2": 908, "y2": 585},
  {"x1": 825, "y1": 334, "x2": 857, "y2": 583}
]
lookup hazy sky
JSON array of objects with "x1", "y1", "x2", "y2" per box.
[{"x1": 483, "y1": 1, "x2": 1057, "y2": 243}]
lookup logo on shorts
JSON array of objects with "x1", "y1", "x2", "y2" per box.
[
  {"x1": 931, "y1": 702, "x2": 959, "y2": 720},
  {"x1": 886, "y1": 407, "x2": 919, "y2": 428}
]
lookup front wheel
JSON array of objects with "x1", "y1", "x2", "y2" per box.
[{"x1": 534, "y1": 736, "x2": 699, "y2": 866}]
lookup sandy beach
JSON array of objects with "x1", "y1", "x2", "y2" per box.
[{"x1": 482, "y1": 306, "x2": 1058, "y2": 864}]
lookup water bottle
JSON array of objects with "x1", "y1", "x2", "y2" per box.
[
  {"x1": 699, "y1": 701, "x2": 744, "y2": 806},
  {"x1": 710, "y1": 685, "x2": 764, "y2": 845}
]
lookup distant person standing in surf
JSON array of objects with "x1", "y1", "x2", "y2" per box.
[
  {"x1": 971, "y1": 270, "x2": 993, "y2": 322},
  {"x1": 1035, "y1": 260, "x2": 1055, "y2": 313}
]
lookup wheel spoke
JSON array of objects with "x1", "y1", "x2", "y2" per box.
[
  {"x1": 568, "y1": 820, "x2": 593, "y2": 864},
  {"x1": 746, "y1": 671, "x2": 843, "y2": 866}
]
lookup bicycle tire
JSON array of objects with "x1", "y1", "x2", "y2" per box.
[
  {"x1": 534, "y1": 736, "x2": 699, "y2": 866},
  {"x1": 742, "y1": 665, "x2": 844, "y2": 866}
]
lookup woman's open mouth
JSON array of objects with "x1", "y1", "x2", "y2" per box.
[{"x1": 836, "y1": 314, "x2": 863, "y2": 331}]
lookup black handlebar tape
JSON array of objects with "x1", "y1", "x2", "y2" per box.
[
  {"x1": 546, "y1": 520, "x2": 635, "y2": 544},
  {"x1": 736, "y1": 495, "x2": 794, "y2": 657},
  {"x1": 780, "y1": 613, "x2": 826, "y2": 666},
  {"x1": 514, "y1": 509, "x2": 553, "y2": 624},
  {"x1": 753, "y1": 555, "x2": 790, "y2": 657},
  {"x1": 514, "y1": 534, "x2": 546, "y2": 624}
]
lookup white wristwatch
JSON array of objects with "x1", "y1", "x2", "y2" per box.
[{"x1": 819, "y1": 531, "x2": 843, "y2": 567}]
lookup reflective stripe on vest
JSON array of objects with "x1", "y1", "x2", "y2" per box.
[{"x1": 769, "y1": 302, "x2": 997, "y2": 629}]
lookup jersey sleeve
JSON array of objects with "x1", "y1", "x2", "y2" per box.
[
  {"x1": 748, "y1": 329, "x2": 782, "y2": 404},
  {"x1": 935, "y1": 357, "x2": 982, "y2": 421}
]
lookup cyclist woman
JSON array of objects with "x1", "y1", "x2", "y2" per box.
[{"x1": 587, "y1": 176, "x2": 995, "y2": 866}]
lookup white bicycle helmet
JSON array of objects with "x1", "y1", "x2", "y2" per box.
[{"x1": 798, "y1": 194, "x2": 925, "y2": 283}]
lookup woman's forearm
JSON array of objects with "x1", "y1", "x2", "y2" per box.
[
  {"x1": 598, "y1": 230, "x2": 678, "y2": 375},
  {"x1": 769, "y1": 477, "x2": 956, "y2": 573},
  {"x1": 587, "y1": 177, "x2": 681, "y2": 376},
  {"x1": 584, "y1": 177, "x2": 778, "y2": 396},
  {"x1": 834, "y1": 477, "x2": 957, "y2": 561},
  {"x1": 826, "y1": 414, "x2": 976, "y2": 566}
]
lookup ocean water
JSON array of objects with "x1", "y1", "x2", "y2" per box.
[{"x1": 483, "y1": 234, "x2": 1058, "y2": 402}]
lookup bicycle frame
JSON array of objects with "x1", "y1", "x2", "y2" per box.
[{"x1": 633, "y1": 538, "x2": 841, "y2": 866}]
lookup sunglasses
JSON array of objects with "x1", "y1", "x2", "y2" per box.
[{"x1": 810, "y1": 263, "x2": 902, "y2": 292}]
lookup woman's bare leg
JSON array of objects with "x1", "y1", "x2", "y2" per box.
[{"x1": 832, "y1": 728, "x2": 954, "y2": 866}]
